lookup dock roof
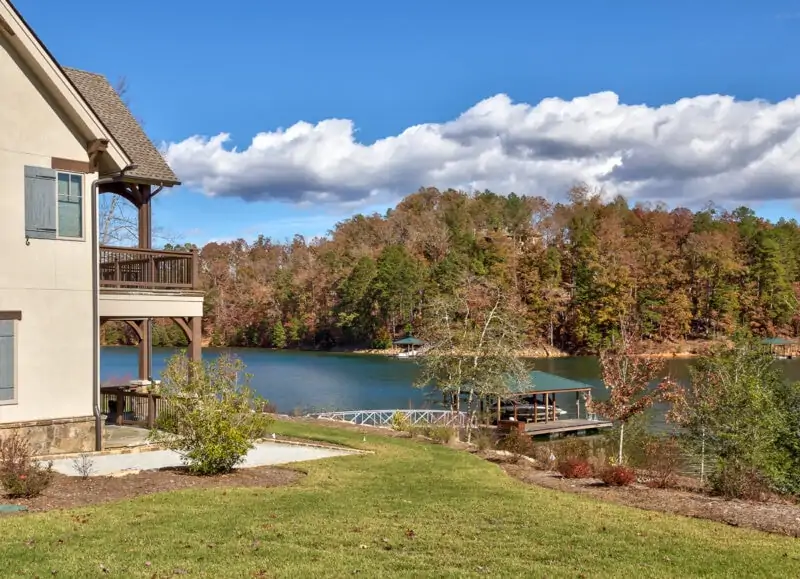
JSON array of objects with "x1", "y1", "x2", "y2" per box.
[
  {"x1": 394, "y1": 336, "x2": 425, "y2": 346},
  {"x1": 508, "y1": 371, "x2": 594, "y2": 396}
]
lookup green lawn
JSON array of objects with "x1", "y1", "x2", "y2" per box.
[{"x1": 1, "y1": 422, "x2": 798, "y2": 578}]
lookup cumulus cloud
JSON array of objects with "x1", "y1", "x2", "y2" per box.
[{"x1": 164, "y1": 91, "x2": 800, "y2": 208}]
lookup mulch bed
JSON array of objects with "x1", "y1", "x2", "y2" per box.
[
  {"x1": 498, "y1": 459, "x2": 800, "y2": 537},
  {"x1": 2, "y1": 466, "x2": 302, "y2": 513}
]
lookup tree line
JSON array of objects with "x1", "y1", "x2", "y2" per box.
[{"x1": 102, "y1": 185, "x2": 800, "y2": 353}]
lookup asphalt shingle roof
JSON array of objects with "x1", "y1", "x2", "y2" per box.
[{"x1": 63, "y1": 67, "x2": 180, "y2": 186}]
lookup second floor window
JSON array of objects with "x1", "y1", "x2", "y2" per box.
[
  {"x1": 24, "y1": 166, "x2": 84, "y2": 240},
  {"x1": 57, "y1": 173, "x2": 83, "y2": 238}
]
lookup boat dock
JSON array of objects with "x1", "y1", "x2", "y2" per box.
[{"x1": 523, "y1": 418, "x2": 612, "y2": 437}]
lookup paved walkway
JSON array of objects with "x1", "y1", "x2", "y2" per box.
[{"x1": 50, "y1": 442, "x2": 355, "y2": 477}]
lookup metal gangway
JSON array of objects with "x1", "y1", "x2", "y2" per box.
[{"x1": 307, "y1": 409, "x2": 474, "y2": 428}]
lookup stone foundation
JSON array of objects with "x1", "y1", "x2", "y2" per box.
[{"x1": 0, "y1": 416, "x2": 97, "y2": 456}]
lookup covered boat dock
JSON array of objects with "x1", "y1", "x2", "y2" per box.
[{"x1": 491, "y1": 371, "x2": 612, "y2": 438}]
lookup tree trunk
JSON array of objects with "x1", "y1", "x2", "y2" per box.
[
  {"x1": 618, "y1": 422, "x2": 625, "y2": 465},
  {"x1": 465, "y1": 387, "x2": 475, "y2": 443}
]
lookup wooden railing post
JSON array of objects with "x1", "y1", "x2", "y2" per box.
[
  {"x1": 191, "y1": 248, "x2": 199, "y2": 290},
  {"x1": 115, "y1": 389, "x2": 125, "y2": 426},
  {"x1": 147, "y1": 394, "x2": 156, "y2": 429}
]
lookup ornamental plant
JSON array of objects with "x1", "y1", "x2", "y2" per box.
[
  {"x1": 0, "y1": 431, "x2": 54, "y2": 498},
  {"x1": 589, "y1": 322, "x2": 679, "y2": 465},
  {"x1": 150, "y1": 353, "x2": 273, "y2": 475}
]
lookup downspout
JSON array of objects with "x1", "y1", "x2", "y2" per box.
[{"x1": 91, "y1": 165, "x2": 137, "y2": 452}]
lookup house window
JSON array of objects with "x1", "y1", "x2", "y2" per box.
[
  {"x1": 24, "y1": 166, "x2": 84, "y2": 240},
  {"x1": 0, "y1": 312, "x2": 20, "y2": 405},
  {"x1": 57, "y1": 173, "x2": 83, "y2": 238}
]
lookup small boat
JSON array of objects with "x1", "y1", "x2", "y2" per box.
[
  {"x1": 501, "y1": 403, "x2": 567, "y2": 418},
  {"x1": 396, "y1": 350, "x2": 420, "y2": 359}
]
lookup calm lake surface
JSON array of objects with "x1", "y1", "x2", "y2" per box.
[{"x1": 101, "y1": 347, "x2": 800, "y2": 429}]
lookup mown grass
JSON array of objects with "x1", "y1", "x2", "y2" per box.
[{"x1": 0, "y1": 421, "x2": 798, "y2": 578}]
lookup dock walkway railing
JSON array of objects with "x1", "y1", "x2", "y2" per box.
[{"x1": 308, "y1": 409, "x2": 475, "y2": 428}]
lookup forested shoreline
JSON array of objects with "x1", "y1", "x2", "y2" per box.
[{"x1": 102, "y1": 185, "x2": 800, "y2": 354}]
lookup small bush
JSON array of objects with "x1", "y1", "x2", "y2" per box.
[
  {"x1": 643, "y1": 437, "x2": 684, "y2": 489},
  {"x1": 71, "y1": 453, "x2": 95, "y2": 480},
  {"x1": 557, "y1": 458, "x2": 594, "y2": 479},
  {"x1": 600, "y1": 464, "x2": 637, "y2": 487},
  {"x1": 422, "y1": 425, "x2": 456, "y2": 444},
  {"x1": 390, "y1": 411, "x2": 411, "y2": 432},
  {"x1": 0, "y1": 432, "x2": 54, "y2": 498},
  {"x1": 371, "y1": 327, "x2": 393, "y2": 350},
  {"x1": 150, "y1": 353, "x2": 273, "y2": 475},
  {"x1": 499, "y1": 429, "x2": 534, "y2": 460},
  {"x1": 531, "y1": 444, "x2": 557, "y2": 470},
  {"x1": 557, "y1": 437, "x2": 593, "y2": 461},
  {"x1": 710, "y1": 461, "x2": 770, "y2": 501},
  {"x1": 472, "y1": 428, "x2": 496, "y2": 451}
]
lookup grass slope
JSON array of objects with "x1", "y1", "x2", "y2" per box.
[{"x1": 0, "y1": 422, "x2": 798, "y2": 578}]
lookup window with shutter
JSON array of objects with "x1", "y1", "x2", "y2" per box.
[
  {"x1": 24, "y1": 166, "x2": 85, "y2": 241},
  {"x1": 0, "y1": 319, "x2": 16, "y2": 404},
  {"x1": 24, "y1": 166, "x2": 57, "y2": 239},
  {"x1": 57, "y1": 173, "x2": 83, "y2": 238}
]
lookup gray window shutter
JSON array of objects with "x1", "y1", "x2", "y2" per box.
[
  {"x1": 24, "y1": 166, "x2": 57, "y2": 239},
  {"x1": 0, "y1": 321, "x2": 14, "y2": 402}
]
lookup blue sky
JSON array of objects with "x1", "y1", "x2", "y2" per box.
[{"x1": 14, "y1": 0, "x2": 800, "y2": 245}]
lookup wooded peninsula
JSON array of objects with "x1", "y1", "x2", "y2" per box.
[{"x1": 102, "y1": 185, "x2": 800, "y2": 354}]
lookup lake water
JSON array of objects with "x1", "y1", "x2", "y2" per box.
[{"x1": 101, "y1": 347, "x2": 800, "y2": 429}]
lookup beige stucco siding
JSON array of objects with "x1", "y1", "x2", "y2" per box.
[{"x1": 0, "y1": 33, "x2": 94, "y2": 423}]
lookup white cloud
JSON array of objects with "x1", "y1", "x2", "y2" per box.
[{"x1": 164, "y1": 91, "x2": 800, "y2": 208}]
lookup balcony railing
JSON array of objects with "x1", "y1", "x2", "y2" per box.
[{"x1": 100, "y1": 245, "x2": 199, "y2": 290}]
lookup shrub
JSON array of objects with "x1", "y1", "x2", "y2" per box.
[
  {"x1": 71, "y1": 453, "x2": 95, "y2": 480},
  {"x1": 371, "y1": 327, "x2": 393, "y2": 350},
  {"x1": 710, "y1": 460, "x2": 770, "y2": 501},
  {"x1": 643, "y1": 436, "x2": 684, "y2": 488},
  {"x1": 420, "y1": 425, "x2": 456, "y2": 444},
  {"x1": 472, "y1": 428, "x2": 496, "y2": 451},
  {"x1": 600, "y1": 464, "x2": 637, "y2": 487},
  {"x1": 390, "y1": 411, "x2": 411, "y2": 432},
  {"x1": 0, "y1": 432, "x2": 54, "y2": 498},
  {"x1": 531, "y1": 444, "x2": 557, "y2": 470},
  {"x1": 150, "y1": 353, "x2": 273, "y2": 475},
  {"x1": 499, "y1": 429, "x2": 534, "y2": 460},
  {"x1": 557, "y1": 458, "x2": 594, "y2": 479}
]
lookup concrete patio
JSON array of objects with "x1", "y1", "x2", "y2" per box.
[{"x1": 50, "y1": 439, "x2": 356, "y2": 477}]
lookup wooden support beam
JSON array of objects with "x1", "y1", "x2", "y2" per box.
[
  {"x1": 138, "y1": 185, "x2": 152, "y2": 249},
  {"x1": 138, "y1": 320, "x2": 150, "y2": 381},
  {"x1": 189, "y1": 316, "x2": 202, "y2": 365}
]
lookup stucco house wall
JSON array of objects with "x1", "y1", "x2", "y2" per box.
[{"x1": 0, "y1": 31, "x2": 95, "y2": 447}]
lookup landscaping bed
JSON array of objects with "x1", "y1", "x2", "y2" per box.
[
  {"x1": 496, "y1": 457, "x2": 800, "y2": 537},
  {"x1": 2, "y1": 466, "x2": 302, "y2": 513}
]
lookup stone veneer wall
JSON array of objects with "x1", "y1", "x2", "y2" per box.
[{"x1": 0, "y1": 416, "x2": 97, "y2": 455}]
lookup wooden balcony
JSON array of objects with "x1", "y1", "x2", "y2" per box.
[{"x1": 100, "y1": 245, "x2": 199, "y2": 291}]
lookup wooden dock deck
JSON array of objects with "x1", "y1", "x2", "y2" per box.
[{"x1": 523, "y1": 418, "x2": 613, "y2": 437}]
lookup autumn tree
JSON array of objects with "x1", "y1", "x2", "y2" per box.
[
  {"x1": 590, "y1": 321, "x2": 678, "y2": 464},
  {"x1": 414, "y1": 278, "x2": 531, "y2": 442}
]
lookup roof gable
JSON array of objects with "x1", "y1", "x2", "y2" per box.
[
  {"x1": 0, "y1": 0, "x2": 130, "y2": 173},
  {"x1": 64, "y1": 68, "x2": 180, "y2": 186},
  {"x1": 2, "y1": 1, "x2": 179, "y2": 186}
]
